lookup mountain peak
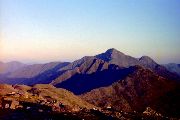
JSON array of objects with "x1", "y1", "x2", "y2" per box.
[
  {"x1": 105, "y1": 48, "x2": 124, "y2": 55},
  {"x1": 139, "y1": 56, "x2": 155, "y2": 63},
  {"x1": 139, "y1": 56, "x2": 158, "y2": 69},
  {"x1": 95, "y1": 48, "x2": 125, "y2": 61},
  {"x1": 95, "y1": 48, "x2": 139, "y2": 67},
  {"x1": 106, "y1": 48, "x2": 118, "y2": 52}
]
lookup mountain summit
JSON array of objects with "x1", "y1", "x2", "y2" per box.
[
  {"x1": 139, "y1": 56, "x2": 158, "y2": 69},
  {"x1": 96, "y1": 49, "x2": 180, "y2": 81},
  {"x1": 96, "y1": 48, "x2": 139, "y2": 67},
  {"x1": 96, "y1": 48, "x2": 125, "y2": 61}
]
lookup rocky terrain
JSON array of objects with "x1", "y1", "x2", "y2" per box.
[
  {"x1": 0, "y1": 84, "x2": 94, "y2": 110},
  {"x1": 0, "y1": 84, "x2": 178, "y2": 120},
  {"x1": 0, "y1": 48, "x2": 180, "y2": 119},
  {"x1": 80, "y1": 66, "x2": 180, "y2": 117}
]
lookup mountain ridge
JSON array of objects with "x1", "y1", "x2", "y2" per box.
[
  {"x1": 0, "y1": 48, "x2": 180, "y2": 119},
  {"x1": 0, "y1": 61, "x2": 27, "y2": 74},
  {"x1": 163, "y1": 63, "x2": 180, "y2": 76},
  {"x1": 80, "y1": 65, "x2": 180, "y2": 117},
  {"x1": 1, "y1": 48, "x2": 179, "y2": 86}
]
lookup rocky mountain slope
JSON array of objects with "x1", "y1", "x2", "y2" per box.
[
  {"x1": 0, "y1": 84, "x2": 95, "y2": 111},
  {"x1": 0, "y1": 83, "x2": 177, "y2": 120},
  {"x1": 96, "y1": 48, "x2": 180, "y2": 81},
  {"x1": 49, "y1": 49, "x2": 179, "y2": 95},
  {"x1": 80, "y1": 65, "x2": 180, "y2": 118},
  {"x1": 50, "y1": 56, "x2": 119, "y2": 91},
  {"x1": 96, "y1": 48, "x2": 139, "y2": 67},
  {"x1": 53, "y1": 61, "x2": 135, "y2": 94}
]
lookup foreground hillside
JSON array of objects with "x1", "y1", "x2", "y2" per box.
[
  {"x1": 0, "y1": 84, "x2": 94, "y2": 110},
  {"x1": 1, "y1": 84, "x2": 179, "y2": 120},
  {"x1": 0, "y1": 84, "x2": 103, "y2": 119}
]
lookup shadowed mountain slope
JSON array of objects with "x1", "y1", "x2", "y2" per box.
[
  {"x1": 51, "y1": 56, "x2": 110, "y2": 86},
  {"x1": 80, "y1": 66, "x2": 180, "y2": 117},
  {"x1": 49, "y1": 49, "x2": 179, "y2": 95},
  {"x1": 55, "y1": 66, "x2": 135, "y2": 95}
]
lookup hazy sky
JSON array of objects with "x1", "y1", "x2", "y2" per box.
[{"x1": 1, "y1": 0, "x2": 180, "y2": 64}]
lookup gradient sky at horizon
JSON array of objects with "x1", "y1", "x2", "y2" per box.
[{"x1": 0, "y1": 0, "x2": 180, "y2": 64}]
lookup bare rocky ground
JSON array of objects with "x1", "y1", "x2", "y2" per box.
[
  {"x1": 0, "y1": 84, "x2": 179, "y2": 120},
  {"x1": 0, "y1": 107, "x2": 177, "y2": 120}
]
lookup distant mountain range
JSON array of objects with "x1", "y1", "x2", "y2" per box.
[
  {"x1": 0, "y1": 61, "x2": 26, "y2": 74},
  {"x1": 163, "y1": 63, "x2": 180, "y2": 76},
  {"x1": 0, "y1": 48, "x2": 180, "y2": 118},
  {"x1": 1, "y1": 48, "x2": 179, "y2": 85}
]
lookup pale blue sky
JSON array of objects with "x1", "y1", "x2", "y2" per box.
[{"x1": 1, "y1": 0, "x2": 180, "y2": 63}]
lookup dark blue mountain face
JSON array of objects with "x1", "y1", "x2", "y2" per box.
[{"x1": 55, "y1": 66, "x2": 136, "y2": 95}]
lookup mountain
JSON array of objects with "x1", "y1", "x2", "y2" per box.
[
  {"x1": 0, "y1": 48, "x2": 179, "y2": 119},
  {"x1": 95, "y1": 48, "x2": 159, "y2": 69},
  {"x1": 7, "y1": 62, "x2": 69, "y2": 78},
  {"x1": 49, "y1": 49, "x2": 179, "y2": 95},
  {"x1": 51, "y1": 56, "x2": 111, "y2": 86},
  {"x1": 96, "y1": 48, "x2": 140, "y2": 67},
  {"x1": 96, "y1": 48, "x2": 180, "y2": 81},
  {"x1": 53, "y1": 63, "x2": 135, "y2": 95},
  {"x1": 0, "y1": 61, "x2": 26, "y2": 74},
  {"x1": 80, "y1": 65, "x2": 180, "y2": 117},
  {"x1": 138, "y1": 56, "x2": 158, "y2": 69},
  {"x1": 1, "y1": 48, "x2": 179, "y2": 86},
  {"x1": 0, "y1": 62, "x2": 70, "y2": 85},
  {"x1": 163, "y1": 63, "x2": 180, "y2": 76}
]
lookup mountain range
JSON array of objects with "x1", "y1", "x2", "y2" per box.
[
  {"x1": 1, "y1": 48, "x2": 179, "y2": 85},
  {"x1": 0, "y1": 61, "x2": 26, "y2": 74},
  {"x1": 0, "y1": 48, "x2": 180, "y2": 119},
  {"x1": 163, "y1": 63, "x2": 180, "y2": 76}
]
